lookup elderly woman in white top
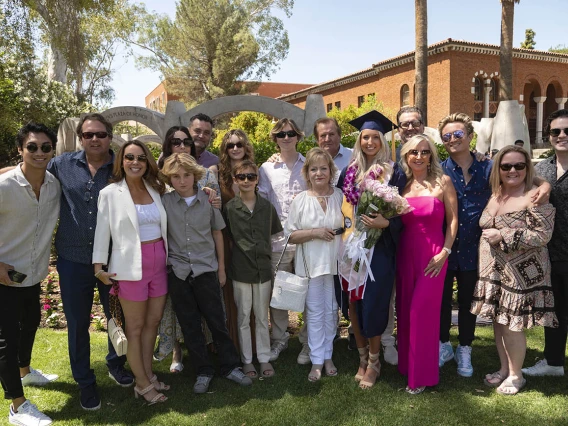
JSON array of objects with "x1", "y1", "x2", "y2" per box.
[{"x1": 285, "y1": 148, "x2": 344, "y2": 382}]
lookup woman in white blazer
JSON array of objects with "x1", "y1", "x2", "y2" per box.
[{"x1": 93, "y1": 140, "x2": 169, "y2": 405}]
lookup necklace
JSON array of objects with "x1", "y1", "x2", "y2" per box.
[{"x1": 413, "y1": 180, "x2": 428, "y2": 190}]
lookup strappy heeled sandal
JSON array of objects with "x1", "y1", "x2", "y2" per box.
[
  {"x1": 134, "y1": 383, "x2": 167, "y2": 405},
  {"x1": 354, "y1": 347, "x2": 369, "y2": 382},
  {"x1": 150, "y1": 374, "x2": 170, "y2": 391},
  {"x1": 359, "y1": 351, "x2": 381, "y2": 390}
]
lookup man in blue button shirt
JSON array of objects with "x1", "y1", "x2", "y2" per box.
[{"x1": 48, "y1": 113, "x2": 134, "y2": 411}]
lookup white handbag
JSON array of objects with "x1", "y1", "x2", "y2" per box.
[
  {"x1": 108, "y1": 318, "x2": 128, "y2": 357},
  {"x1": 270, "y1": 235, "x2": 310, "y2": 313}
]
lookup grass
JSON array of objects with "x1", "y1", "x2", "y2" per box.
[{"x1": 2, "y1": 327, "x2": 568, "y2": 426}]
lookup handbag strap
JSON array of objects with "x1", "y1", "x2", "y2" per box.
[
  {"x1": 274, "y1": 233, "x2": 311, "y2": 279},
  {"x1": 109, "y1": 281, "x2": 124, "y2": 329},
  {"x1": 273, "y1": 233, "x2": 291, "y2": 274}
]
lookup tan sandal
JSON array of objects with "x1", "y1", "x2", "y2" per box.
[
  {"x1": 354, "y1": 347, "x2": 369, "y2": 382},
  {"x1": 149, "y1": 374, "x2": 170, "y2": 391},
  {"x1": 243, "y1": 363, "x2": 258, "y2": 379},
  {"x1": 308, "y1": 364, "x2": 323, "y2": 382},
  {"x1": 324, "y1": 359, "x2": 338, "y2": 377},
  {"x1": 260, "y1": 362, "x2": 275, "y2": 378},
  {"x1": 134, "y1": 383, "x2": 167, "y2": 405},
  {"x1": 359, "y1": 352, "x2": 381, "y2": 390}
]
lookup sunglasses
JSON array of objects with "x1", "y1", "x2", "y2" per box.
[
  {"x1": 441, "y1": 130, "x2": 466, "y2": 143},
  {"x1": 171, "y1": 138, "x2": 192, "y2": 147},
  {"x1": 499, "y1": 162, "x2": 527, "y2": 171},
  {"x1": 408, "y1": 149, "x2": 431, "y2": 157},
  {"x1": 549, "y1": 128, "x2": 568, "y2": 137},
  {"x1": 227, "y1": 142, "x2": 244, "y2": 150},
  {"x1": 235, "y1": 173, "x2": 258, "y2": 182},
  {"x1": 84, "y1": 179, "x2": 95, "y2": 202},
  {"x1": 81, "y1": 131, "x2": 109, "y2": 140},
  {"x1": 275, "y1": 130, "x2": 298, "y2": 139},
  {"x1": 399, "y1": 120, "x2": 422, "y2": 130},
  {"x1": 25, "y1": 142, "x2": 53, "y2": 153},
  {"x1": 124, "y1": 153, "x2": 148, "y2": 162}
]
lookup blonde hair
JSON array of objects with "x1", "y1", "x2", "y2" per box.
[
  {"x1": 350, "y1": 129, "x2": 392, "y2": 184},
  {"x1": 400, "y1": 134, "x2": 445, "y2": 190},
  {"x1": 159, "y1": 153, "x2": 205, "y2": 188},
  {"x1": 489, "y1": 145, "x2": 535, "y2": 197},
  {"x1": 301, "y1": 147, "x2": 338, "y2": 189},
  {"x1": 438, "y1": 112, "x2": 474, "y2": 137}
]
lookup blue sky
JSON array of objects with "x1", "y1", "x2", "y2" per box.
[{"x1": 111, "y1": 0, "x2": 567, "y2": 107}]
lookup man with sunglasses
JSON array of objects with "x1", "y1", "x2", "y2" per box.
[
  {"x1": 47, "y1": 113, "x2": 134, "y2": 411},
  {"x1": 523, "y1": 109, "x2": 568, "y2": 378},
  {"x1": 0, "y1": 122, "x2": 60, "y2": 426},
  {"x1": 395, "y1": 107, "x2": 425, "y2": 162},
  {"x1": 188, "y1": 113, "x2": 219, "y2": 168}
]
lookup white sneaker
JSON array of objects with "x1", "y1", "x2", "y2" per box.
[
  {"x1": 522, "y1": 359, "x2": 565, "y2": 377},
  {"x1": 9, "y1": 400, "x2": 52, "y2": 426},
  {"x1": 383, "y1": 345, "x2": 398, "y2": 366},
  {"x1": 297, "y1": 343, "x2": 311, "y2": 365},
  {"x1": 21, "y1": 368, "x2": 58, "y2": 387},
  {"x1": 269, "y1": 340, "x2": 288, "y2": 362}
]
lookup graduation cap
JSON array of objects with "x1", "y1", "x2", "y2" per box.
[{"x1": 348, "y1": 110, "x2": 397, "y2": 134}]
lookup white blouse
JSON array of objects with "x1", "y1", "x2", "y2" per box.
[
  {"x1": 284, "y1": 187, "x2": 344, "y2": 278},
  {"x1": 136, "y1": 202, "x2": 162, "y2": 242}
]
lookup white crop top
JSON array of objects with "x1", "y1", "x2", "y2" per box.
[{"x1": 135, "y1": 202, "x2": 162, "y2": 241}]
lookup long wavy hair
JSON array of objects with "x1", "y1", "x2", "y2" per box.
[
  {"x1": 219, "y1": 129, "x2": 255, "y2": 191},
  {"x1": 400, "y1": 134, "x2": 445, "y2": 190},
  {"x1": 111, "y1": 140, "x2": 165, "y2": 195},
  {"x1": 349, "y1": 129, "x2": 392, "y2": 184},
  {"x1": 158, "y1": 126, "x2": 196, "y2": 169}
]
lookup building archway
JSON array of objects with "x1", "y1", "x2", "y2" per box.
[{"x1": 522, "y1": 77, "x2": 543, "y2": 144}]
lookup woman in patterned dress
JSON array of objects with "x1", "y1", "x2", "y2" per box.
[{"x1": 471, "y1": 145, "x2": 557, "y2": 395}]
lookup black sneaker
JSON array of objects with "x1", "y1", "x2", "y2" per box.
[
  {"x1": 80, "y1": 384, "x2": 101, "y2": 411},
  {"x1": 108, "y1": 364, "x2": 134, "y2": 387},
  {"x1": 347, "y1": 333, "x2": 357, "y2": 351}
]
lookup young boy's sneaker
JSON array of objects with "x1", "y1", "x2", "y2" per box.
[
  {"x1": 439, "y1": 341, "x2": 454, "y2": 367},
  {"x1": 80, "y1": 384, "x2": 101, "y2": 411},
  {"x1": 455, "y1": 345, "x2": 473, "y2": 377},
  {"x1": 297, "y1": 343, "x2": 311, "y2": 365},
  {"x1": 21, "y1": 368, "x2": 58, "y2": 386},
  {"x1": 522, "y1": 359, "x2": 565, "y2": 376},
  {"x1": 108, "y1": 365, "x2": 134, "y2": 387},
  {"x1": 269, "y1": 341, "x2": 288, "y2": 361},
  {"x1": 225, "y1": 368, "x2": 253, "y2": 386},
  {"x1": 9, "y1": 400, "x2": 52, "y2": 426}
]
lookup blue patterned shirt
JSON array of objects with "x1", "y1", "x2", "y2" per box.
[
  {"x1": 48, "y1": 150, "x2": 115, "y2": 264},
  {"x1": 441, "y1": 154, "x2": 492, "y2": 271}
]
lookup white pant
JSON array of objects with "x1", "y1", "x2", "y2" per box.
[
  {"x1": 233, "y1": 280, "x2": 272, "y2": 364},
  {"x1": 306, "y1": 274, "x2": 338, "y2": 364},
  {"x1": 270, "y1": 250, "x2": 294, "y2": 344},
  {"x1": 381, "y1": 282, "x2": 396, "y2": 347}
]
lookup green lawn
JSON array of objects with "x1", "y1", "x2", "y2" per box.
[{"x1": 2, "y1": 327, "x2": 567, "y2": 426}]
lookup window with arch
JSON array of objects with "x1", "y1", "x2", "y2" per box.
[
  {"x1": 490, "y1": 79, "x2": 498, "y2": 101},
  {"x1": 474, "y1": 77, "x2": 482, "y2": 101},
  {"x1": 400, "y1": 84, "x2": 410, "y2": 107}
]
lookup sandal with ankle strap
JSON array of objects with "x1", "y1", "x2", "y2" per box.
[
  {"x1": 359, "y1": 352, "x2": 381, "y2": 390},
  {"x1": 150, "y1": 374, "x2": 170, "y2": 391},
  {"x1": 354, "y1": 347, "x2": 369, "y2": 382},
  {"x1": 134, "y1": 383, "x2": 167, "y2": 405}
]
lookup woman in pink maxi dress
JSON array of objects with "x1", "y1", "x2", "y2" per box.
[{"x1": 396, "y1": 135, "x2": 458, "y2": 394}]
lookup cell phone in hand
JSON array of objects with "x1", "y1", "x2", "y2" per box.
[{"x1": 8, "y1": 270, "x2": 27, "y2": 283}]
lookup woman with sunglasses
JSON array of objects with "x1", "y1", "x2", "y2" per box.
[
  {"x1": 396, "y1": 134, "x2": 457, "y2": 394},
  {"x1": 93, "y1": 140, "x2": 169, "y2": 405},
  {"x1": 471, "y1": 145, "x2": 556, "y2": 396},
  {"x1": 154, "y1": 126, "x2": 220, "y2": 374}
]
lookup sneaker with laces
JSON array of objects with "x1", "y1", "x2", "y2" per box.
[
  {"x1": 108, "y1": 364, "x2": 134, "y2": 387},
  {"x1": 193, "y1": 375, "x2": 213, "y2": 394},
  {"x1": 269, "y1": 340, "x2": 288, "y2": 361},
  {"x1": 225, "y1": 367, "x2": 253, "y2": 386},
  {"x1": 455, "y1": 345, "x2": 473, "y2": 377},
  {"x1": 9, "y1": 400, "x2": 52, "y2": 426},
  {"x1": 297, "y1": 343, "x2": 311, "y2": 365},
  {"x1": 383, "y1": 345, "x2": 398, "y2": 366},
  {"x1": 80, "y1": 384, "x2": 101, "y2": 411},
  {"x1": 522, "y1": 359, "x2": 564, "y2": 377},
  {"x1": 439, "y1": 341, "x2": 454, "y2": 367},
  {"x1": 21, "y1": 368, "x2": 58, "y2": 387}
]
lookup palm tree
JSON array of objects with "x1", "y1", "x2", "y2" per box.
[
  {"x1": 499, "y1": 0, "x2": 520, "y2": 101},
  {"x1": 415, "y1": 0, "x2": 427, "y2": 123}
]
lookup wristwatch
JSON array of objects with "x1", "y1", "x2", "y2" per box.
[{"x1": 442, "y1": 247, "x2": 452, "y2": 255}]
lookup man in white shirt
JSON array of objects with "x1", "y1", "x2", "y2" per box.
[{"x1": 0, "y1": 122, "x2": 61, "y2": 426}]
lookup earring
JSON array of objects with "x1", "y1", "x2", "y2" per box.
[{"x1": 427, "y1": 163, "x2": 431, "y2": 174}]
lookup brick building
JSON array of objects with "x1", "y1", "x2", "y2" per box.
[{"x1": 278, "y1": 39, "x2": 568, "y2": 145}]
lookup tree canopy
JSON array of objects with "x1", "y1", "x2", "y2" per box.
[{"x1": 520, "y1": 28, "x2": 536, "y2": 49}]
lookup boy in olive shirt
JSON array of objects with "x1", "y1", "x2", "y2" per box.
[{"x1": 223, "y1": 160, "x2": 282, "y2": 379}]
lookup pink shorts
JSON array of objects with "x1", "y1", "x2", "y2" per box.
[{"x1": 113, "y1": 240, "x2": 168, "y2": 302}]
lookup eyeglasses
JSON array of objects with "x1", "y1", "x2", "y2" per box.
[
  {"x1": 227, "y1": 142, "x2": 244, "y2": 150},
  {"x1": 124, "y1": 153, "x2": 148, "y2": 162},
  {"x1": 499, "y1": 162, "x2": 527, "y2": 171},
  {"x1": 25, "y1": 143, "x2": 53, "y2": 153},
  {"x1": 549, "y1": 128, "x2": 568, "y2": 137},
  {"x1": 408, "y1": 149, "x2": 431, "y2": 157},
  {"x1": 81, "y1": 132, "x2": 109, "y2": 140},
  {"x1": 171, "y1": 138, "x2": 192, "y2": 147},
  {"x1": 275, "y1": 130, "x2": 298, "y2": 139},
  {"x1": 235, "y1": 173, "x2": 258, "y2": 182},
  {"x1": 399, "y1": 120, "x2": 422, "y2": 129},
  {"x1": 441, "y1": 130, "x2": 466, "y2": 143},
  {"x1": 84, "y1": 179, "x2": 94, "y2": 202}
]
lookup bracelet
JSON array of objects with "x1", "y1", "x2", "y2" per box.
[
  {"x1": 310, "y1": 229, "x2": 314, "y2": 241},
  {"x1": 442, "y1": 247, "x2": 452, "y2": 255},
  {"x1": 94, "y1": 270, "x2": 104, "y2": 279}
]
